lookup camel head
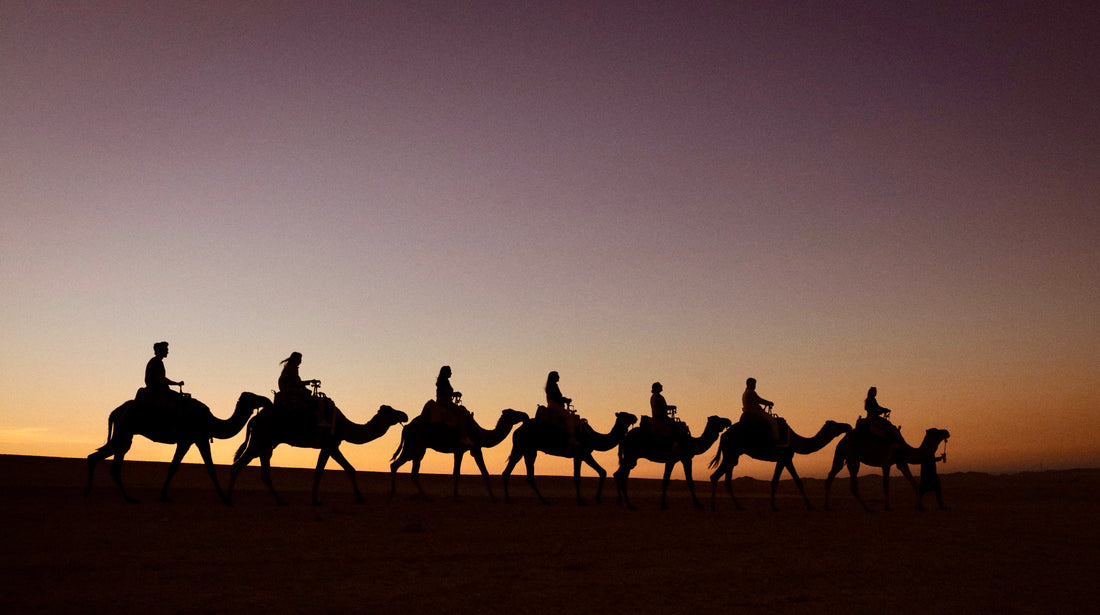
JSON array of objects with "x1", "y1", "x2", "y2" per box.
[
  {"x1": 377, "y1": 405, "x2": 409, "y2": 426},
  {"x1": 925, "y1": 427, "x2": 950, "y2": 445},
  {"x1": 705, "y1": 415, "x2": 734, "y2": 433},
  {"x1": 615, "y1": 412, "x2": 639, "y2": 428},
  {"x1": 823, "y1": 420, "x2": 854, "y2": 436},
  {"x1": 500, "y1": 408, "x2": 529, "y2": 427},
  {"x1": 237, "y1": 392, "x2": 273, "y2": 412}
]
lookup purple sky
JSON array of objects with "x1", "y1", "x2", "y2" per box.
[{"x1": 2, "y1": 1, "x2": 1098, "y2": 479}]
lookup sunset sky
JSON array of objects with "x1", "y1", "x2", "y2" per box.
[{"x1": 2, "y1": 1, "x2": 1097, "y2": 483}]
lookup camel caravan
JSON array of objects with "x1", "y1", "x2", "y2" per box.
[{"x1": 85, "y1": 344, "x2": 950, "y2": 511}]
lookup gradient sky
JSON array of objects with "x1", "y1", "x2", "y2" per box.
[{"x1": 2, "y1": 1, "x2": 1098, "y2": 482}]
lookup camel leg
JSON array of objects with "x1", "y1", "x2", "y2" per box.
[
  {"x1": 469, "y1": 448, "x2": 497, "y2": 502},
  {"x1": 881, "y1": 466, "x2": 892, "y2": 511},
  {"x1": 194, "y1": 439, "x2": 229, "y2": 505},
  {"x1": 501, "y1": 448, "x2": 521, "y2": 504},
  {"x1": 86, "y1": 438, "x2": 124, "y2": 498},
  {"x1": 451, "y1": 451, "x2": 465, "y2": 500},
  {"x1": 571, "y1": 456, "x2": 585, "y2": 506},
  {"x1": 227, "y1": 445, "x2": 261, "y2": 506},
  {"x1": 259, "y1": 451, "x2": 287, "y2": 506},
  {"x1": 409, "y1": 457, "x2": 430, "y2": 500},
  {"x1": 709, "y1": 452, "x2": 743, "y2": 511},
  {"x1": 768, "y1": 461, "x2": 786, "y2": 511},
  {"x1": 896, "y1": 461, "x2": 922, "y2": 511},
  {"x1": 683, "y1": 459, "x2": 703, "y2": 510},
  {"x1": 106, "y1": 434, "x2": 138, "y2": 504},
  {"x1": 824, "y1": 446, "x2": 847, "y2": 511},
  {"x1": 312, "y1": 449, "x2": 331, "y2": 506},
  {"x1": 848, "y1": 460, "x2": 871, "y2": 512},
  {"x1": 660, "y1": 462, "x2": 675, "y2": 510},
  {"x1": 785, "y1": 460, "x2": 812, "y2": 511},
  {"x1": 524, "y1": 451, "x2": 549, "y2": 505},
  {"x1": 328, "y1": 446, "x2": 363, "y2": 504},
  {"x1": 161, "y1": 442, "x2": 193, "y2": 503},
  {"x1": 579, "y1": 453, "x2": 607, "y2": 505},
  {"x1": 614, "y1": 457, "x2": 637, "y2": 510},
  {"x1": 389, "y1": 456, "x2": 405, "y2": 498}
]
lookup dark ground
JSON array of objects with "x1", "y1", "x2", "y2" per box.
[{"x1": 2, "y1": 455, "x2": 1098, "y2": 614}]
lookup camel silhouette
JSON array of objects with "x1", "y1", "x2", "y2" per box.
[
  {"x1": 502, "y1": 410, "x2": 638, "y2": 505},
  {"x1": 708, "y1": 419, "x2": 852, "y2": 511},
  {"x1": 824, "y1": 425, "x2": 950, "y2": 511},
  {"x1": 390, "y1": 405, "x2": 528, "y2": 501},
  {"x1": 614, "y1": 415, "x2": 732, "y2": 510},
  {"x1": 84, "y1": 391, "x2": 271, "y2": 504},
  {"x1": 227, "y1": 403, "x2": 408, "y2": 505}
]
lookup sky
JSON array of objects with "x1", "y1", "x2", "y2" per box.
[{"x1": 2, "y1": 1, "x2": 1098, "y2": 483}]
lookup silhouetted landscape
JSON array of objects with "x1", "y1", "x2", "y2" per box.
[{"x1": 3, "y1": 454, "x2": 1097, "y2": 613}]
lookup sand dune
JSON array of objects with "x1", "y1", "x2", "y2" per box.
[{"x1": 2, "y1": 454, "x2": 1097, "y2": 613}]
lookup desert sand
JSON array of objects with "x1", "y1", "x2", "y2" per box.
[{"x1": 2, "y1": 454, "x2": 1097, "y2": 614}]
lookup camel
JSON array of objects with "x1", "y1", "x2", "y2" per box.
[
  {"x1": 708, "y1": 419, "x2": 852, "y2": 511},
  {"x1": 824, "y1": 424, "x2": 950, "y2": 511},
  {"x1": 390, "y1": 406, "x2": 528, "y2": 501},
  {"x1": 614, "y1": 415, "x2": 732, "y2": 510},
  {"x1": 84, "y1": 391, "x2": 270, "y2": 504},
  {"x1": 227, "y1": 402, "x2": 408, "y2": 505},
  {"x1": 502, "y1": 410, "x2": 638, "y2": 505}
]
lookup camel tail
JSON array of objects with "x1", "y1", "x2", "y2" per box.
[
  {"x1": 391, "y1": 428, "x2": 406, "y2": 463},
  {"x1": 233, "y1": 419, "x2": 254, "y2": 463},
  {"x1": 708, "y1": 447, "x2": 723, "y2": 470},
  {"x1": 95, "y1": 403, "x2": 127, "y2": 451}
]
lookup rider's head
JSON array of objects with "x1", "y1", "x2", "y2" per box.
[
  {"x1": 281, "y1": 351, "x2": 302, "y2": 366},
  {"x1": 651, "y1": 382, "x2": 662, "y2": 393},
  {"x1": 153, "y1": 341, "x2": 169, "y2": 357},
  {"x1": 438, "y1": 365, "x2": 451, "y2": 379},
  {"x1": 867, "y1": 386, "x2": 877, "y2": 398},
  {"x1": 547, "y1": 371, "x2": 559, "y2": 384},
  {"x1": 746, "y1": 377, "x2": 756, "y2": 389}
]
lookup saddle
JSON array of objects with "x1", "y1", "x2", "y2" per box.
[
  {"x1": 421, "y1": 400, "x2": 465, "y2": 427},
  {"x1": 856, "y1": 416, "x2": 901, "y2": 441},
  {"x1": 274, "y1": 391, "x2": 334, "y2": 436},
  {"x1": 641, "y1": 415, "x2": 687, "y2": 438},
  {"x1": 134, "y1": 387, "x2": 187, "y2": 412}
]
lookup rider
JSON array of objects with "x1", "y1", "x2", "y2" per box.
[
  {"x1": 742, "y1": 377, "x2": 785, "y2": 447},
  {"x1": 144, "y1": 341, "x2": 184, "y2": 409},
  {"x1": 650, "y1": 382, "x2": 682, "y2": 436},
  {"x1": 278, "y1": 352, "x2": 329, "y2": 428},
  {"x1": 545, "y1": 371, "x2": 579, "y2": 446},
  {"x1": 436, "y1": 365, "x2": 474, "y2": 446},
  {"x1": 864, "y1": 386, "x2": 901, "y2": 439}
]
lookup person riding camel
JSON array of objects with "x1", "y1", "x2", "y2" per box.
[
  {"x1": 649, "y1": 382, "x2": 684, "y2": 437},
  {"x1": 741, "y1": 377, "x2": 786, "y2": 447},
  {"x1": 143, "y1": 341, "x2": 184, "y2": 410},
  {"x1": 864, "y1": 386, "x2": 902, "y2": 440},
  {"x1": 434, "y1": 365, "x2": 474, "y2": 447},
  {"x1": 278, "y1": 352, "x2": 330, "y2": 428},
  {"x1": 545, "y1": 371, "x2": 579, "y2": 446}
]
